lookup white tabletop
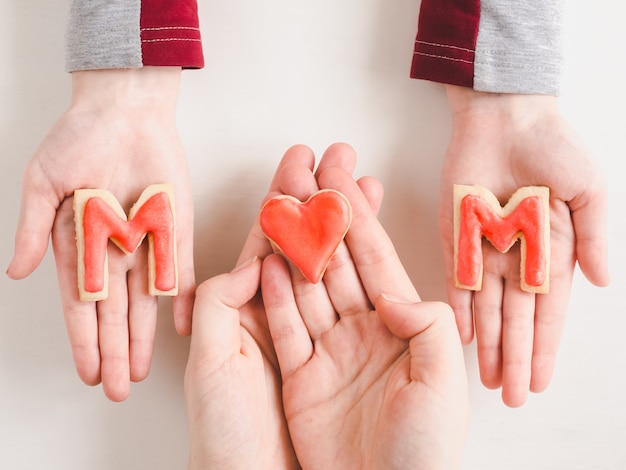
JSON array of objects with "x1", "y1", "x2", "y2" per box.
[{"x1": 1, "y1": 1, "x2": 624, "y2": 469}]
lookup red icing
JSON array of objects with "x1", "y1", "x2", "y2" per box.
[
  {"x1": 82, "y1": 192, "x2": 176, "y2": 293},
  {"x1": 260, "y1": 190, "x2": 352, "y2": 283},
  {"x1": 457, "y1": 194, "x2": 546, "y2": 288}
]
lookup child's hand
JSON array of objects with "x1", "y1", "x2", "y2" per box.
[
  {"x1": 439, "y1": 85, "x2": 610, "y2": 407},
  {"x1": 7, "y1": 68, "x2": 196, "y2": 401}
]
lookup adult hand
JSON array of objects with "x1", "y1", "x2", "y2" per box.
[
  {"x1": 6, "y1": 67, "x2": 196, "y2": 401},
  {"x1": 184, "y1": 143, "x2": 361, "y2": 469},
  {"x1": 439, "y1": 85, "x2": 610, "y2": 407},
  {"x1": 183, "y1": 257, "x2": 298, "y2": 469},
  {"x1": 261, "y1": 143, "x2": 469, "y2": 469}
]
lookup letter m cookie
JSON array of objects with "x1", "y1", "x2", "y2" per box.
[
  {"x1": 453, "y1": 185, "x2": 550, "y2": 294},
  {"x1": 73, "y1": 183, "x2": 178, "y2": 301}
]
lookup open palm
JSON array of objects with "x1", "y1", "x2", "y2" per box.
[
  {"x1": 7, "y1": 69, "x2": 196, "y2": 401},
  {"x1": 261, "y1": 147, "x2": 469, "y2": 469},
  {"x1": 439, "y1": 86, "x2": 610, "y2": 407}
]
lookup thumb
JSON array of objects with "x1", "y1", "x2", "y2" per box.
[
  {"x1": 376, "y1": 294, "x2": 456, "y2": 341},
  {"x1": 189, "y1": 257, "x2": 261, "y2": 361},
  {"x1": 375, "y1": 294, "x2": 466, "y2": 382},
  {"x1": 7, "y1": 163, "x2": 59, "y2": 279}
]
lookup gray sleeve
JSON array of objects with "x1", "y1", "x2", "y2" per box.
[
  {"x1": 474, "y1": 0, "x2": 564, "y2": 95},
  {"x1": 65, "y1": 0, "x2": 143, "y2": 72}
]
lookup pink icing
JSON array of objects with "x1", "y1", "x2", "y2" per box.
[
  {"x1": 457, "y1": 194, "x2": 546, "y2": 288},
  {"x1": 260, "y1": 191, "x2": 352, "y2": 283},
  {"x1": 82, "y1": 192, "x2": 176, "y2": 293}
]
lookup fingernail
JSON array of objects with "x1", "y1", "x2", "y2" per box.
[
  {"x1": 231, "y1": 256, "x2": 258, "y2": 273},
  {"x1": 380, "y1": 293, "x2": 417, "y2": 305}
]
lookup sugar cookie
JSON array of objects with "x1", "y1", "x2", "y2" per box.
[
  {"x1": 73, "y1": 183, "x2": 177, "y2": 301},
  {"x1": 453, "y1": 184, "x2": 550, "y2": 293},
  {"x1": 260, "y1": 189, "x2": 352, "y2": 284}
]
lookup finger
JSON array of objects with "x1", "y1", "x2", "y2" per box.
[
  {"x1": 376, "y1": 295, "x2": 445, "y2": 339},
  {"x1": 189, "y1": 257, "x2": 261, "y2": 363},
  {"x1": 97, "y1": 250, "x2": 132, "y2": 402},
  {"x1": 51, "y1": 198, "x2": 101, "y2": 386},
  {"x1": 446, "y1": 287, "x2": 475, "y2": 345},
  {"x1": 7, "y1": 160, "x2": 59, "y2": 279},
  {"x1": 289, "y1": 269, "x2": 338, "y2": 339},
  {"x1": 473, "y1": 266, "x2": 504, "y2": 390},
  {"x1": 172, "y1": 189, "x2": 196, "y2": 336},
  {"x1": 318, "y1": 167, "x2": 420, "y2": 304},
  {"x1": 320, "y1": 176, "x2": 384, "y2": 318},
  {"x1": 59, "y1": 299, "x2": 102, "y2": 386},
  {"x1": 356, "y1": 176, "x2": 384, "y2": 216},
  {"x1": 127, "y1": 249, "x2": 158, "y2": 383},
  {"x1": 271, "y1": 144, "x2": 317, "y2": 195},
  {"x1": 441, "y1": 233, "x2": 475, "y2": 344},
  {"x1": 569, "y1": 188, "x2": 610, "y2": 287},
  {"x1": 172, "y1": 255, "x2": 196, "y2": 337},
  {"x1": 500, "y1": 283, "x2": 535, "y2": 408},
  {"x1": 439, "y1": 192, "x2": 475, "y2": 344},
  {"x1": 62, "y1": 301, "x2": 102, "y2": 386},
  {"x1": 236, "y1": 145, "x2": 316, "y2": 265},
  {"x1": 261, "y1": 254, "x2": 313, "y2": 380},
  {"x1": 530, "y1": 252, "x2": 574, "y2": 393},
  {"x1": 320, "y1": 241, "x2": 369, "y2": 319},
  {"x1": 530, "y1": 297, "x2": 569, "y2": 394},
  {"x1": 314, "y1": 142, "x2": 358, "y2": 178}
]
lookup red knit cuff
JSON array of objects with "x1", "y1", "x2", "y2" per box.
[
  {"x1": 140, "y1": 0, "x2": 204, "y2": 69},
  {"x1": 410, "y1": 0, "x2": 479, "y2": 88}
]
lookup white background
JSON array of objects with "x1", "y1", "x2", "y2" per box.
[{"x1": 1, "y1": 1, "x2": 625, "y2": 469}]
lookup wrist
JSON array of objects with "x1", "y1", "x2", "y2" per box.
[
  {"x1": 445, "y1": 85, "x2": 559, "y2": 128},
  {"x1": 70, "y1": 67, "x2": 182, "y2": 115}
]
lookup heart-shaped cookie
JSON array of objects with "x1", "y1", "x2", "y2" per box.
[{"x1": 260, "y1": 189, "x2": 353, "y2": 283}]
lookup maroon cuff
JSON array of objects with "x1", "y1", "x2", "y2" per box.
[
  {"x1": 140, "y1": 0, "x2": 204, "y2": 69},
  {"x1": 410, "y1": 0, "x2": 479, "y2": 88}
]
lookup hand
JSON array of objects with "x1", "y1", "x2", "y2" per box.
[
  {"x1": 6, "y1": 67, "x2": 196, "y2": 401},
  {"x1": 184, "y1": 144, "x2": 360, "y2": 469},
  {"x1": 261, "y1": 143, "x2": 469, "y2": 470},
  {"x1": 439, "y1": 85, "x2": 610, "y2": 407},
  {"x1": 184, "y1": 257, "x2": 299, "y2": 469}
]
